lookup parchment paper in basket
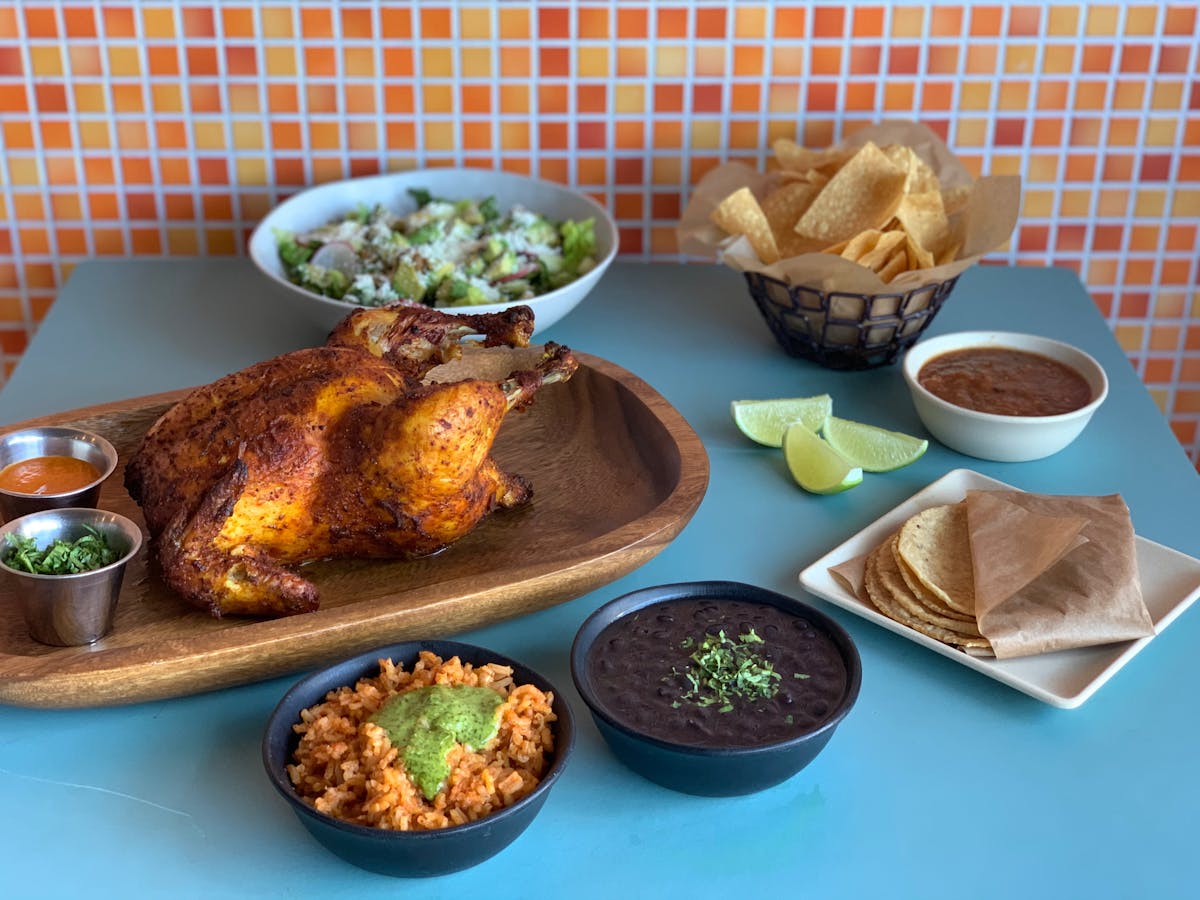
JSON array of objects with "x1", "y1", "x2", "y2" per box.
[{"x1": 677, "y1": 121, "x2": 1021, "y2": 295}]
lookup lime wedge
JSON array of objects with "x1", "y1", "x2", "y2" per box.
[
  {"x1": 821, "y1": 416, "x2": 928, "y2": 473},
  {"x1": 731, "y1": 395, "x2": 833, "y2": 447},
  {"x1": 783, "y1": 423, "x2": 863, "y2": 494}
]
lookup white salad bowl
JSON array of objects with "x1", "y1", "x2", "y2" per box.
[
  {"x1": 902, "y1": 331, "x2": 1109, "y2": 463},
  {"x1": 248, "y1": 168, "x2": 619, "y2": 336}
]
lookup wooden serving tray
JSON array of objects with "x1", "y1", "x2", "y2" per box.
[{"x1": 0, "y1": 351, "x2": 708, "y2": 708}]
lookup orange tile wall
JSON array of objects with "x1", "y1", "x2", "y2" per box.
[{"x1": 1, "y1": 1, "x2": 1198, "y2": 467}]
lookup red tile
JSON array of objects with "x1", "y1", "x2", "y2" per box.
[
  {"x1": 183, "y1": 7, "x2": 215, "y2": 38},
  {"x1": 577, "y1": 84, "x2": 606, "y2": 114},
  {"x1": 692, "y1": 83, "x2": 722, "y2": 113},
  {"x1": 850, "y1": 45, "x2": 881, "y2": 75},
  {"x1": 695, "y1": 7, "x2": 725, "y2": 39},
  {"x1": 1140, "y1": 154, "x2": 1172, "y2": 181},
  {"x1": 888, "y1": 45, "x2": 919, "y2": 74},
  {"x1": 1056, "y1": 224, "x2": 1086, "y2": 252},
  {"x1": 807, "y1": 82, "x2": 838, "y2": 112},
  {"x1": 654, "y1": 83, "x2": 683, "y2": 113},
  {"x1": 539, "y1": 121, "x2": 568, "y2": 149},
  {"x1": 539, "y1": 7, "x2": 570, "y2": 39},
  {"x1": 1159, "y1": 46, "x2": 1191, "y2": 74},
  {"x1": 1119, "y1": 44, "x2": 1152, "y2": 73},
  {"x1": 615, "y1": 157, "x2": 644, "y2": 184},
  {"x1": 186, "y1": 46, "x2": 219, "y2": 76},
  {"x1": 1092, "y1": 224, "x2": 1124, "y2": 251},
  {"x1": 540, "y1": 47, "x2": 569, "y2": 77},
  {"x1": 994, "y1": 118, "x2": 1026, "y2": 146},
  {"x1": 652, "y1": 192, "x2": 680, "y2": 219},
  {"x1": 197, "y1": 158, "x2": 228, "y2": 185},
  {"x1": 811, "y1": 6, "x2": 843, "y2": 37},
  {"x1": 34, "y1": 83, "x2": 67, "y2": 113},
  {"x1": 226, "y1": 45, "x2": 257, "y2": 76},
  {"x1": 576, "y1": 120, "x2": 606, "y2": 150},
  {"x1": 1018, "y1": 224, "x2": 1049, "y2": 252}
]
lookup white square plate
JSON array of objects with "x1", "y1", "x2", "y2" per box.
[{"x1": 798, "y1": 469, "x2": 1200, "y2": 708}]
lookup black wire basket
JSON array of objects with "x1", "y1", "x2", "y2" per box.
[{"x1": 741, "y1": 271, "x2": 960, "y2": 370}]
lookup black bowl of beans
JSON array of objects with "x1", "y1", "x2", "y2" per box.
[{"x1": 570, "y1": 580, "x2": 861, "y2": 797}]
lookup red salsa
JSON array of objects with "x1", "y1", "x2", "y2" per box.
[{"x1": 918, "y1": 347, "x2": 1094, "y2": 417}]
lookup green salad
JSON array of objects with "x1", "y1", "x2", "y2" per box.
[{"x1": 275, "y1": 188, "x2": 598, "y2": 308}]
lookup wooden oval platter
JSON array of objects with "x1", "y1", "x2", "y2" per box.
[{"x1": 0, "y1": 350, "x2": 708, "y2": 708}]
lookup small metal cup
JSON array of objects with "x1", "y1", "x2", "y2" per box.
[
  {"x1": 0, "y1": 426, "x2": 119, "y2": 523},
  {"x1": 0, "y1": 508, "x2": 143, "y2": 646}
]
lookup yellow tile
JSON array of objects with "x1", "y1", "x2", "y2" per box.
[
  {"x1": 959, "y1": 82, "x2": 992, "y2": 111},
  {"x1": 1022, "y1": 189, "x2": 1055, "y2": 217},
  {"x1": 460, "y1": 46, "x2": 491, "y2": 78},
  {"x1": 656, "y1": 45, "x2": 687, "y2": 78},
  {"x1": 236, "y1": 157, "x2": 267, "y2": 184},
  {"x1": 998, "y1": 82, "x2": 1030, "y2": 110},
  {"x1": 577, "y1": 46, "x2": 608, "y2": 78},
  {"x1": 765, "y1": 119, "x2": 795, "y2": 144},
  {"x1": 459, "y1": 6, "x2": 491, "y2": 40},
  {"x1": 1042, "y1": 44, "x2": 1075, "y2": 74},
  {"x1": 1125, "y1": 6, "x2": 1157, "y2": 34},
  {"x1": 309, "y1": 121, "x2": 339, "y2": 150},
  {"x1": 261, "y1": 6, "x2": 294, "y2": 38},
  {"x1": 891, "y1": 6, "x2": 924, "y2": 37},
  {"x1": 1172, "y1": 190, "x2": 1200, "y2": 217},
  {"x1": 690, "y1": 119, "x2": 723, "y2": 150},
  {"x1": 193, "y1": 120, "x2": 225, "y2": 150},
  {"x1": 990, "y1": 155, "x2": 1023, "y2": 176},
  {"x1": 1107, "y1": 118, "x2": 1139, "y2": 146},
  {"x1": 767, "y1": 83, "x2": 799, "y2": 114},
  {"x1": 152, "y1": 84, "x2": 182, "y2": 112},
  {"x1": 265, "y1": 46, "x2": 297, "y2": 77},
  {"x1": 1155, "y1": 293, "x2": 1185, "y2": 317},
  {"x1": 1151, "y1": 82, "x2": 1183, "y2": 109},
  {"x1": 1135, "y1": 190, "x2": 1166, "y2": 217},
  {"x1": 233, "y1": 120, "x2": 263, "y2": 149},
  {"x1": 884, "y1": 82, "x2": 914, "y2": 111},
  {"x1": 228, "y1": 84, "x2": 260, "y2": 115},
  {"x1": 346, "y1": 121, "x2": 377, "y2": 151},
  {"x1": 73, "y1": 84, "x2": 108, "y2": 113},
  {"x1": 498, "y1": 6, "x2": 529, "y2": 39},
  {"x1": 1059, "y1": 190, "x2": 1092, "y2": 217},
  {"x1": 8, "y1": 158, "x2": 39, "y2": 185},
  {"x1": 1085, "y1": 5, "x2": 1119, "y2": 36},
  {"x1": 501, "y1": 121, "x2": 529, "y2": 150},
  {"x1": 423, "y1": 84, "x2": 453, "y2": 112},
  {"x1": 344, "y1": 47, "x2": 375, "y2": 78},
  {"x1": 1026, "y1": 154, "x2": 1061, "y2": 182},
  {"x1": 422, "y1": 47, "x2": 454, "y2": 78},
  {"x1": 734, "y1": 7, "x2": 765, "y2": 38},
  {"x1": 1113, "y1": 81, "x2": 1145, "y2": 110},
  {"x1": 78, "y1": 120, "x2": 110, "y2": 149},
  {"x1": 1147, "y1": 388, "x2": 1168, "y2": 413},
  {"x1": 694, "y1": 44, "x2": 726, "y2": 78},
  {"x1": 1145, "y1": 118, "x2": 1178, "y2": 146},
  {"x1": 1097, "y1": 188, "x2": 1129, "y2": 217},
  {"x1": 1114, "y1": 324, "x2": 1145, "y2": 351},
  {"x1": 652, "y1": 156, "x2": 681, "y2": 185},
  {"x1": 423, "y1": 120, "x2": 455, "y2": 151},
  {"x1": 142, "y1": 6, "x2": 177, "y2": 38},
  {"x1": 1004, "y1": 46, "x2": 1036, "y2": 75},
  {"x1": 1047, "y1": 6, "x2": 1079, "y2": 35},
  {"x1": 614, "y1": 84, "x2": 645, "y2": 114},
  {"x1": 955, "y1": 119, "x2": 989, "y2": 147},
  {"x1": 30, "y1": 45, "x2": 63, "y2": 76}
]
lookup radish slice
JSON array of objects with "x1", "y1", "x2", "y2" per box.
[{"x1": 310, "y1": 242, "x2": 360, "y2": 277}]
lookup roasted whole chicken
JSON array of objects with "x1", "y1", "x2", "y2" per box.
[{"x1": 125, "y1": 304, "x2": 578, "y2": 618}]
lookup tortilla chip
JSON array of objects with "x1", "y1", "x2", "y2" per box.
[
  {"x1": 896, "y1": 503, "x2": 976, "y2": 615},
  {"x1": 761, "y1": 181, "x2": 822, "y2": 236},
  {"x1": 710, "y1": 187, "x2": 780, "y2": 264},
  {"x1": 772, "y1": 138, "x2": 849, "y2": 175},
  {"x1": 794, "y1": 142, "x2": 908, "y2": 244}
]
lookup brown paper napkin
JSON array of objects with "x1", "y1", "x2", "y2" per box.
[{"x1": 966, "y1": 491, "x2": 1154, "y2": 659}]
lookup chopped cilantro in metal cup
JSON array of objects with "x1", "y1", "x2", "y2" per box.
[
  {"x1": 3, "y1": 526, "x2": 119, "y2": 575},
  {"x1": 275, "y1": 189, "x2": 598, "y2": 308}
]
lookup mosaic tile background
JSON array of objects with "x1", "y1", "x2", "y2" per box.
[{"x1": 0, "y1": 1, "x2": 1198, "y2": 466}]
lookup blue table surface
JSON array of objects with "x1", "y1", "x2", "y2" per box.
[{"x1": 1, "y1": 260, "x2": 1197, "y2": 899}]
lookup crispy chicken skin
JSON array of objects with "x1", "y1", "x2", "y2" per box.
[{"x1": 124, "y1": 304, "x2": 577, "y2": 618}]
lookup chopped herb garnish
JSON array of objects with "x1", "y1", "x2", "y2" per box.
[
  {"x1": 666, "y1": 628, "x2": 784, "y2": 710},
  {"x1": 2, "y1": 526, "x2": 119, "y2": 575}
]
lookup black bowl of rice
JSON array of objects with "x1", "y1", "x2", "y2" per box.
[{"x1": 262, "y1": 639, "x2": 575, "y2": 878}]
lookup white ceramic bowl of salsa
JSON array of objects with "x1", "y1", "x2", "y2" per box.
[{"x1": 902, "y1": 331, "x2": 1109, "y2": 463}]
